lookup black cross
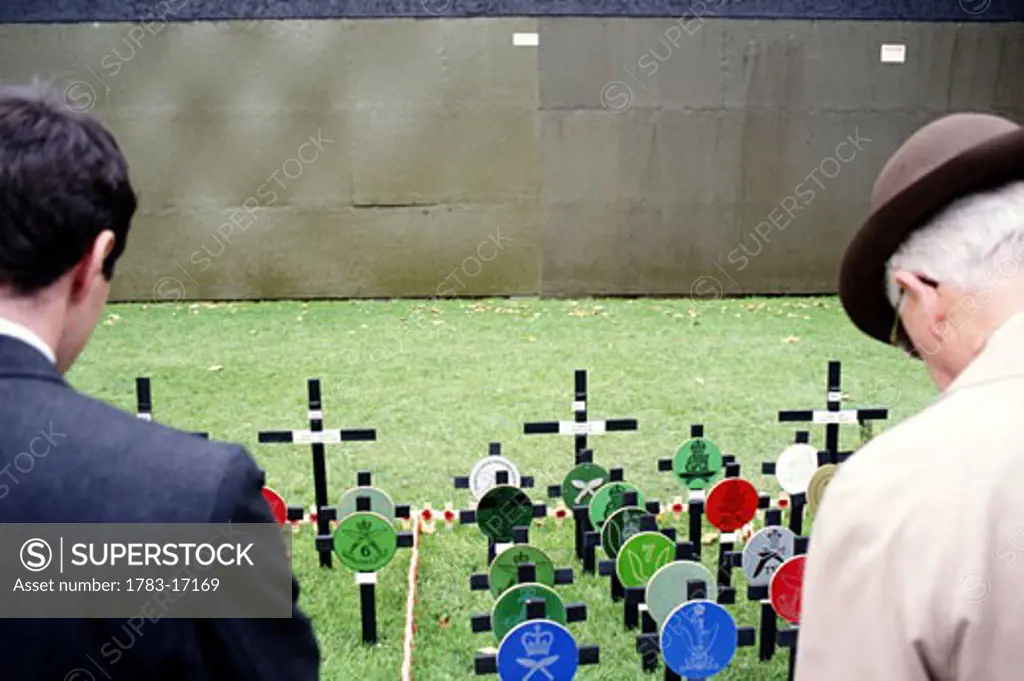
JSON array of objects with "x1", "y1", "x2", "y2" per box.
[
  {"x1": 524, "y1": 370, "x2": 638, "y2": 464},
  {"x1": 754, "y1": 537, "x2": 809, "y2": 681},
  {"x1": 257, "y1": 378, "x2": 376, "y2": 568},
  {"x1": 468, "y1": 545, "x2": 575, "y2": 596},
  {"x1": 460, "y1": 491, "x2": 548, "y2": 565},
  {"x1": 342, "y1": 471, "x2": 413, "y2": 645},
  {"x1": 778, "y1": 361, "x2": 888, "y2": 464},
  {"x1": 635, "y1": 589, "x2": 757, "y2": 679},
  {"x1": 761, "y1": 431, "x2": 814, "y2": 535},
  {"x1": 454, "y1": 442, "x2": 535, "y2": 493},
  {"x1": 135, "y1": 377, "x2": 208, "y2": 439},
  {"x1": 472, "y1": 596, "x2": 599, "y2": 675}
]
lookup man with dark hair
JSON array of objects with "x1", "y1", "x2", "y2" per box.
[{"x1": 0, "y1": 83, "x2": 320, "y2": 679}]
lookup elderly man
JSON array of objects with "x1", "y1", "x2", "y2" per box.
[{"x1": 795, "y1": 113, "x2": 1024, "y2": 680}]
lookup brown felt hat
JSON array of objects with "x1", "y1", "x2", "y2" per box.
[{"x1": 838, "y1": 113, "x2": 1024, "y2": 344}]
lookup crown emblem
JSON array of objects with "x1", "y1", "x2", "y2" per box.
[{"x1": 521, "y1": 625, "x2": 554, "y2": 657}]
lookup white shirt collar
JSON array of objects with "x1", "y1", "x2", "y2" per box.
[{"x1": 0, "y1": 317, "x2": 56, "y2": 364}]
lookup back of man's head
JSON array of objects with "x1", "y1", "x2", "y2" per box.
[
  {"x1": 0, "y1": 82, "x2": 136, "y2": 293},
  {"x1": 0, "y1": 81, "x2": 137, "y2": 372}
]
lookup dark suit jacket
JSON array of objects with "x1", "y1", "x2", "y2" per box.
[{"x1": 0, "y1": 336, "x2": 320, "y2": 680}]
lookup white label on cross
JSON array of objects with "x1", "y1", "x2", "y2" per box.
[
  {"x1": 136, "y1": 413, "x2": 152, "y2": 421},
  {"x1": 720, "y1": 532, "x2": 737, "y2": 543},
  {"x1": 827, "y1": 391, "x2": 842, "y2": 403},
  {"x1": 689, "y1": 489, "x2": 706, "y2": 502},
  {"x1": 308, "y1": 410, "x2": 324, "y2": 421},
  {"x1": 811, "y1": 410, "x2": 859, "y2": 424},
  {"x1": 293, "y1": 430, "x2": 343, "y2": 444},
  {"x1": 572, "y1": 401, "x2": 586, "y2": 412},
  {"x1": 557, "y1": 421, "x2": 607, "y2": 435},
  {"x1": 355, "y1": 572, "x2": 378, "y2": 585}
]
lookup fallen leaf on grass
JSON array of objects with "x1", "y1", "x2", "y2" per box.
[
  {"x1": 782, "y1": 336, "x2": 801, "y2": 343},
  {"x1": 438, "y1": 616, "x2": 450, "y2": 629},
  {"x1": 702, "y1": 531, "x2": 719, "y2": 545},
  {"x1": 208, "y1": 365, "x2": 223, "y2": 372},
  {"x1": 695, "y1": 377, "x2": 705, "y2": 385},
  {"x1": 527, "y1": 336, "x2": 537, "y2": 342}
]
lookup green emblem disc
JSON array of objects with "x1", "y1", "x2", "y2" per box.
[
  {"x1": 615, "y1": 531, "x2": 675, "y2": 588},
  {"x1": 561, "y1": 463, "x2": 610, "y2": 508},
  {"x1": 490, "y1": 583, "x2": 567, "y2": 642},
  {"x1": 588, "y1": 482, "x2": 645, "y2": 529},
  {"x1": 337, "y1": 486, "x2": 396, "y2": 521},
  {"x1": 600, "y1": 506, "x2": 652, "y2": 559},
  {"x1": 477, "y1": 485, "x2": 534, "y2": 543},
  {"x1": 672, "y1": 438, "x2": 723, "y2": 490},
  {"x1": 645, "y1": 560, "x2": 718, "y2": 626},
  {"x1": 333, "y1": 511, "x2": 398, "y2": 573},
  {"x1": 489, "y1": 545, "x2": 556, "y2": 598}
]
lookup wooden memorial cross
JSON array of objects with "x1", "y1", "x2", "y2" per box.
[
  {"x1": 762, "y1": 431, "x2": 817, "y2": 535},
  {"x1": 634, "y1": 584, "x2": 756, "y2": 680},
  {"x1": 523, "y1": 369, "x2": 638, "y2": 464},
  {"x1": 756, "y1": 537, "x2": 809, "y2": 681},
  {"x1": 657, "y1": 424, "x2": 740, "y2": 559},
  {"x1": 135, "y1": 377, "x2": 209, "y2": 438},
  {"x1": 454, "y1": 441, "x2": 536, "y2": 496},
  {"x1": 459, "y1": 485, "x2": 548, "y2": 565},
  {"x1": 469, "y1": 549, "x2": 575, "y2": 608},
  {"x1": 546, "y1": 448, "x2": 625, "y2": 566},
  {"x1": 257, "y1": 378, "x2": 376, "y2": 568},
  {"x1": 337, "y1": 471, "x2": 413, "y2": 645},
  {"x1": 473, "y1": 596, "x2": 600, "y2": 677},
  {"x1": 778, "y1": 360, "x2": 888, "y2": 464},
  {"x1": 592, "y1": 494, "x2": 673, "y2": 602}
]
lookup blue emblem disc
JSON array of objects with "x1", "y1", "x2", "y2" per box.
[
  {"x1": 497, "y1": 619, "x2": 579, "y2": 681},
  {"x1": 660, "y1": 600, "x2": 738, "y2": 678}
]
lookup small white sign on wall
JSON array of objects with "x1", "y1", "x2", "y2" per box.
[
  {"x1": 880, "y1": 43, "x2": 907, "y2": 63},
  {"x1": 513, "y1": 32, "x2": 539, "y2": 47}
]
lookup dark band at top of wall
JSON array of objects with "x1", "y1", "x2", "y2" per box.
[{"x1": 1, "y1": 0, "x2": 1022, "y2": 23}]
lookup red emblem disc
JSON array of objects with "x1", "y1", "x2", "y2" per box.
[
  {"x1": 705, "y1": 478, "x2": 759, "y2": 532},
  {"x1": 262, "y1": 486, "x2": 288, "y2": 525},
  {"x1": 769, "y1": 555, "x2": 806, "y2": 624}
]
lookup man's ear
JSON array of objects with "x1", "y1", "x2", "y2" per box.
[
  {"x1": 70, "y1": 231, "x2": 115, "y2": 302},
  {"x1": 892, "y1": 270, "x2": 943, "y2": 317}
]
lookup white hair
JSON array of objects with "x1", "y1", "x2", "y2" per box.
[{"x1": 885, "y1": 180, "x2": 1024, "y2": 308}]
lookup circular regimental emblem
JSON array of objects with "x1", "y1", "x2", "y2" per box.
[
  {"x1": 469, "y1": 456, "x2": 522, "y2": 500},
  {"x1": 600, "y1": 506, "x2": 651, "y2": 559},
  {"x1": 497, "y1": 619, "x2": 579, "y2": 681},
  {"x1": 807, "y1": 463, "x2": 838, "y2": 511},
  {"x1": 262, "y1": 487, "x2": 287, "y2": 525},
  {"x1": 337, "y1": 486, "x2": 396, "y2": 521},
  {"x1": 672, "y1": 438, "x2": 723, "y2": 490},
  {"x1": 769, "y1": 555, "x2": 806, "y2": 624},
  {"x1": 588, "y1": 481, "x2": 644, "y2": 529},
  {"x1": 616, "y1": 531, "x2": 675, "y2": 588},
  {"x1": 705, "y1": 478, "x2": 759, "y2": 532},
  {"x1": 646, "y1": 560, "x2": 718, "y2": 626},
  {"x1": 561, "y1": 463, "x2": 610, "y2": 508},
  {"x1": 741, "y1": 526, "x2": 796, "y2": 587},
  {"x1": 491, "y1": 583, "x2": 567, "y2": 643},
  {"x1": 333, "y1": 511, "x2": 398, "y2": 573},
  {"x1": 775, "y1": 443, "x2": 819, "y2": 494},
  {"x1": 477, "y1": 485, "x2": 535, "y2": 543},
  {"x1": 660, "y1": 600, "x2": 738, "y2": 678},
  {"x1": 489, "y1": 544, "x2": 556, "y2": 598}
]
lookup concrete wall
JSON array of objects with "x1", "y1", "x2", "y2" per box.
[{"x1": 0, "y1": 4, "x2": 1021, "y2": 300}]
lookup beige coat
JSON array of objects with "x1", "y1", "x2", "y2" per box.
[{"x1": 795, "y1": 312, "x2": 1024, "y2": 681}]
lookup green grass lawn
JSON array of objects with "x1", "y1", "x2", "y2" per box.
[{"x1": 69, "y1": 296, "x2": 936, "y2": 680}]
